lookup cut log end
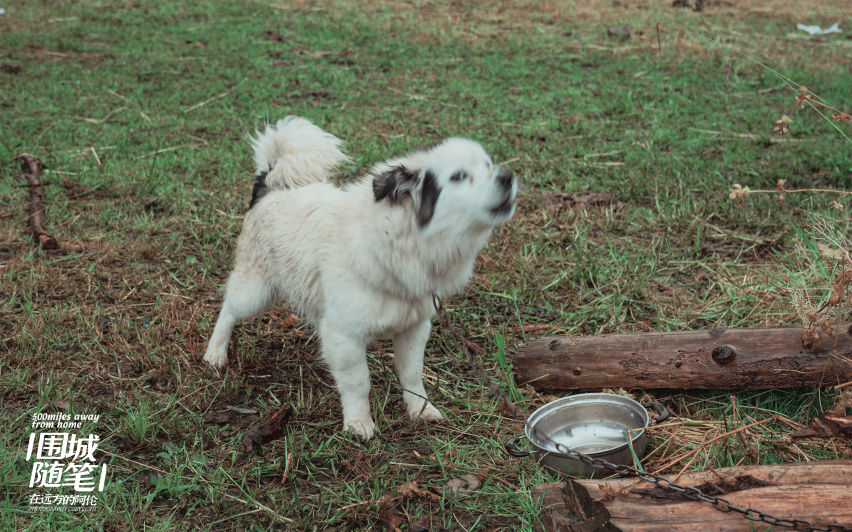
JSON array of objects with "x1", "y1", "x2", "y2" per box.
[{"x1": 37, "y1": 233, "x2": 58, "y2": 250}]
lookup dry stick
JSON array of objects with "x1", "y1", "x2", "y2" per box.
[
  {"x1": 221, "y1": 493, "x2": 293, "y2": 524},
  {"x1": 833, "y1": 352, "x2": 852, "y2": 365},
  {"x1": 774, "y1": 415, "x2": 804, "y2": 430},
  {"x1": 279, "y1": 452, "x2": 293, "y2": 484},
  {"x1": 726, "y1": 61, "x2": 732, "y2": 90},
  {"x1": 655, "y1": 22, "x2": 662, "y2": 59},
  {"x1": 672, "y1": 432, "x2": 710, "y2": 483},
  {"x1": 338, "y1": 500, "x2": 381, "y2": 512},
  {"x1": 836, "y1": 378, "x2": 852, "y2": 389},
  {"x1": 794, "y1": 94, "x2": 852, "y2": 121},
  {"x1": 15, "y1": 154, "x2": 58, "y2": 250},
  {"x1": 748, "y1": 187, "x2": 852, "y2": 195},
  {"x1": 721, "y1": 410, "x2": 731, "y2": 467},
  {"x1": 653, "y1": 417, "x2": 776, "y2": 474},
  {"x1": 841, "y1": 248, "x2": 852, "y2": 271},
  {"x1": 486, "y1": 473, "x2": 522, "y2": 493}
]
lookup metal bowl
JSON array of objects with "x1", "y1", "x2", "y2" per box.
[{"x1": 505, "y1": 393, "x2": 668, "y2": 477}]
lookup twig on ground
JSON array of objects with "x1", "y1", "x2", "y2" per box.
[
  {"x1": 184, "y1": 91, "x2": 229, "y2": 113},
  {"x1": 728, "y1": 180, "x2": 852, "y2": 209},
  {"x1": 15, "y1": 154, "x2": 58, "y2": 250},
  {"x1": 672, "y1": 431, "x2": 710, "y2": 483},
  {"x1": 655, "y1": 22, "x2": 663, "y2": 58},
  {"x1": 221, "y1": 493, "x2": 294, "y2": 523}
]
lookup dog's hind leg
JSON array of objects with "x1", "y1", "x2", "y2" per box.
[
  {"x1": 203, "y1": 267, "x2": 272, "y2": 369},
  {"x1": 319, "y1": 319, "x2": 376, "y2": 441},
  {"x1": 394, "y1": 319, "x2": 445, "y2": 423}
]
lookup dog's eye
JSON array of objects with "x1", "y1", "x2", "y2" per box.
[{"x1": 450, "y1": 172, "x2": 467, "y2": 183}]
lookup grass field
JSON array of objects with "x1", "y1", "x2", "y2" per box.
[{"x1": 2, "y1": 0, "x2": 852, "y2": 530}]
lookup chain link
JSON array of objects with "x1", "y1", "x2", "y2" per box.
[
  {"x1": 538, "y1": 436, "x2": 851, "y2": 531},
  {"x1": 434, "y1": 296, "x2": 852, "y2": 532}
]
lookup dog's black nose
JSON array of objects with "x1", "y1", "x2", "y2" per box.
[{"x1": 497, "y1": 168, "x2": 513, "y2": 189}]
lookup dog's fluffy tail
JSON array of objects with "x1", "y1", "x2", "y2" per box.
[{"x1": 250, "y1": 116, "x2": 348, "y2": 198}]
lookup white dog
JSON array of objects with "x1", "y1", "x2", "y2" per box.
[{"x1": 203, "y1": 116, "x2": 517, "y2": 441}]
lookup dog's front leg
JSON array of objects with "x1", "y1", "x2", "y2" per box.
[
  {"x1": 394, "y1": 319, "x2": 445, "y2": 423},
  {"x1": 319, "y1": 319, "x2": 376, "y2": 441}
]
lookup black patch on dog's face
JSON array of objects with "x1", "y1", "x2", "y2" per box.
[
  {"x1": 373, "y1": 166, "x2": 419, "y2": 203},
  {"x1": 374, "y1": 166, "x2": 442, "y2": 228},
  {"x1": 417, "y1": 170, "x2": 441, "y2": 227},
  {"x1": 249, "y1": 171, "x2": 269, "y2": 209}
]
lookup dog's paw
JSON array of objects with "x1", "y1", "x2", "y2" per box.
[
  {"x1": 409, "y1": 403, "x2": 445, "y2": 424},
  {"x1": 202, "y1": 349, "x2": 228, "y2": 369},
  {"x1": 343, "y1": 418, "x2": 377, "y2": 442}
]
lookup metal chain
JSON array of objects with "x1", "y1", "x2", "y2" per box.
[
  {"x1": 535, "y1": 440, "x2": 851, "y2": 532},
  {"x1": 433, "y1": 296, "x2": 852, "y2": 532}
]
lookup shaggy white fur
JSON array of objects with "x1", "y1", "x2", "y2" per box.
[{"x1": 203, "y1": 116, "x2": 517, "y2": 441}]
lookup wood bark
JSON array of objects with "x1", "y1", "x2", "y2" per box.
[
  {"x1": 242, "y1": 406, "x2": 292, "y2": 452},
  {"x1": 532, "y1": 461, "x2": 852, "y2": 532},
  {"x1": 792, "y1": 413, "x2": 852, "y2": 439},
  {"x1": 514, "y1": 325, "x2": 852, "y2": 391},
  {"x1": 16, "y1": 154, "x2": 58, "y2": 250}
]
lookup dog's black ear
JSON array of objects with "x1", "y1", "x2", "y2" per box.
[
  {"x1": 373, "y1": 165, "x2": 420, "y2": 203},
  {"x1": 417, "y1": 170, "x2": 441, "y2": 227},
  {"x1": 249, "y1": 171, "x2": 270, "y2": 209}
]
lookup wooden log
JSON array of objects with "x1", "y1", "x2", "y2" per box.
[
  {"x1": 532, "y1": 461, "x2": 852, "y2": 532},
  {"x1": 514, "y1": 325, "x2": 852, "y2": 391}
]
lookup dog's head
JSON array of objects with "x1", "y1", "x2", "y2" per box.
[{"x1": 372, "y1": 138, "x2": 517, "y2": 234}]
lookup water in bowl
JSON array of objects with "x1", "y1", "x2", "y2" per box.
[{"x1": 549, "y1": 422, "x2": 631, "y2": 454}]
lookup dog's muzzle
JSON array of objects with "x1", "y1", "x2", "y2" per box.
[
  {"x1": 490, "y1": 168, "x2": 516, "y2": 217},
  {"x1": 497, "y1": 168, "x2": 514, "y2": 191}
]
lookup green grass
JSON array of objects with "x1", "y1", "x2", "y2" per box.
[{"x1": 2, "y1": 0, "x2": 851, "y2": 530}]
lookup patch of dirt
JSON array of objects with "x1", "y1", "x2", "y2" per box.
[
  {"x1": 261, "y1": 30, "x2": 288, "y2": 42},
  {"x1": 118, "y1": 359, "x2": 146, "y2": 378},
  {"x1": 338, "y1": 451, "x2": 381, "y2": 481},
  {"x1": 541, "y1": 190, "x2": 621, "y2": 214},
  {"x1": 672, "y1": 0, "x2": 714, "y2": 11},
  {"x1": 20, "y1": 45, "x2": 112, "y2": 65},
  {"x1": 203, "y1": 409, "x2": 257, "y2": 430}
]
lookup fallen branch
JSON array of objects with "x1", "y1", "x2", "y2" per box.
[{"x1": 15, "y1": 154, "x2": 58, "y2": 250}]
